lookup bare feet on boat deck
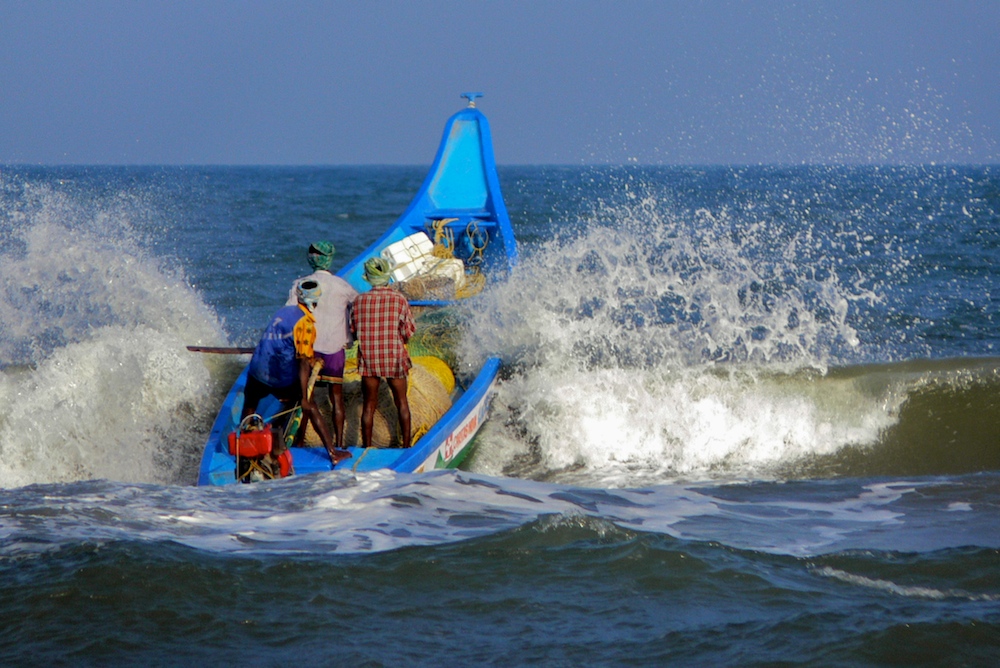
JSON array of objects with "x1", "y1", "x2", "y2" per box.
[{"x1": 329, "y1": 448, "x2": 352, "y2": 465}]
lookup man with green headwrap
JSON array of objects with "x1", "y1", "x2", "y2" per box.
[
  {"x1": 351, "y1": 257, "x2": 416, "y2": 449},
  {"x1": 286, "y1": 241, "x2": 358, "y2": 451}
]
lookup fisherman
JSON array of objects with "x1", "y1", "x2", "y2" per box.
[
  {"x1": 286, "y1": 241, "x2": 358, "y2": 451},
  {"x1": 243, "y1": 278, "x2": 351, "y2": 465},
  {"x1": 351, "y1": 257, "x2": 416, "y2": 448}
]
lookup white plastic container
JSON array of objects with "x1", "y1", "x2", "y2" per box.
[{"x1": 381, "y1": 232, "x2": 434, "y2": 282}]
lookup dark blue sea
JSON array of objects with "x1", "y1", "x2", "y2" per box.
[{"x1": 1, "y1": 163, "x2": 999, "y2": 666}]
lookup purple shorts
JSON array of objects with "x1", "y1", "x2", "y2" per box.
[{"x1": 316, "y1": 349, "x2": 346, "y2": 384}]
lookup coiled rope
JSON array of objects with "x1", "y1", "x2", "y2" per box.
[{"x1": 428, "y1": 217, "x2": 490, "y2": 298}]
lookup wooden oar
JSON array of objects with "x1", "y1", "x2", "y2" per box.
[{"x1": 186, "y1": 346, "x2": 255, "y2": 354}]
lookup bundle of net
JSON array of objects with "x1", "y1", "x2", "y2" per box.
[{"x1": 396, "y1": 237, "x2": 486, "y2": 302}]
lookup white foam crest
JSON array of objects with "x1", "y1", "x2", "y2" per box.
[
  {"x1": 8, "y1": 472, "x2": 989, "y2": 559},
  {"x1": 464, "y1": 187, "x2": 881, "y2": 483},
  {"x1": 813, "y1": 567, "x2": 1000, "y2": 602},
  {"x1": 0, "y1": 470, "x2": 720, "y2": 555},
  {"x1": 479, "y1": 364, "x2": 901, "y2": 485},
  {"x1": 0, "y1": 177, "x2": 230, "y2": 487},
  {"x1": 0, "y1": 325, "x2": 222, "y2": 487}
]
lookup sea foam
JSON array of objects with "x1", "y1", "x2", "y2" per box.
[
  {"x1": 462, "y1": 177, "x2": 893, "y2": 485},
  {"x1": 0, "y1": 176, "x2": 230, "y2": 487}
]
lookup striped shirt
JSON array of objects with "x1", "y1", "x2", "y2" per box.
[{"x1": 351, "y1": 286, "x2": 416, "y2": 378}]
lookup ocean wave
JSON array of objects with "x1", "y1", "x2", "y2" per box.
[
  {"x1": 0, "y1": 173, "x2": 233, "y2": 487},
  {"x1": 812, "y1": 566, "x2": 1000, "y2": 601},
  {"x1": 2, "y1": 470, "x2": 997, "y2": 558}
]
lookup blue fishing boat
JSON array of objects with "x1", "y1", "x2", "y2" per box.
[{"x1": 197, "y1": 93, "x2": 517, "y2": 486}]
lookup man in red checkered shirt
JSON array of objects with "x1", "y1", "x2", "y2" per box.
[{"x1": 351, "y1": 257, "x2": 417, "y2": 448}]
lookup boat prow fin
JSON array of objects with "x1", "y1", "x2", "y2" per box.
[{"x1": 425, "y1": 106, "x2": 494, "y2": 213}]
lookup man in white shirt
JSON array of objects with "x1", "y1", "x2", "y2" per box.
[{"x1": 286, "y1": 241, "x2": 359, "y2": 450}]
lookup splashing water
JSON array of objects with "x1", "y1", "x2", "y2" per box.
[
  {"x1": 0, "y1": 175, "x2": 230, "y2": 487},
  {"x1": 464, "y1": 176, "x2": 894, "y2": 485}
]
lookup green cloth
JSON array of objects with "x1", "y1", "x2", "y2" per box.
[
  {"x1": 307, "y1": 241, "x2": 335, "y2": 271},
  {"x1": 364, "y1": 257, "x2": 391, "y2": 286}
]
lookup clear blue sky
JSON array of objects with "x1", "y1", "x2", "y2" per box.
[{"x1": 2, "y1": 1, "x2": 997, "y2": 165}]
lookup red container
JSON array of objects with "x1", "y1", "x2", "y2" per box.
[
  {"x1": 228, "y1": 429, "x2": 274, "y2": 458},
  {"x1": 276, "y1": 449, "x2": 293, "y2": 477}
]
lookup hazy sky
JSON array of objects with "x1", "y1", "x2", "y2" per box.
[{"x1": 2, "y1": 1, "x2": 997, "y2": 165}]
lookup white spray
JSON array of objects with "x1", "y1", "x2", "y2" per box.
[
  {"x1": 0, "y1": 177, "x2": 230, "y2": 487},
  {"x1": 462, "y1": 178, "x2": 898, "y2": 485}
]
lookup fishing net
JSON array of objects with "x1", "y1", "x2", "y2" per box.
[
  {"x1": 411, "y1": 354, "x2": 455, "y2": 394},
  {"x1": 408, "y1": 307, "x2": 466, "y2": 366},
  {"x1": 303, "y1": 359, "x2": 453, "y2": 448},
  {"x1": 397, "y1": 272, "x2": 461, "y2": 301}
]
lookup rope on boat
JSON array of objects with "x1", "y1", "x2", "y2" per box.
[
  {"x1": 429, "y1": 217, "x2": 490, "y2": 299},
  {"x1": 351, "y1": 446, "x2": 371, "y2": 472},
  {"x1": 431, "y1": 218, "x2": 458, "y2": 255},
  {"x1": 465, "y1": 219, "x2": 489, "y2": 265},
  {"x1": 456, "y1": 220, "x2": 488, "y2": 298}
]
